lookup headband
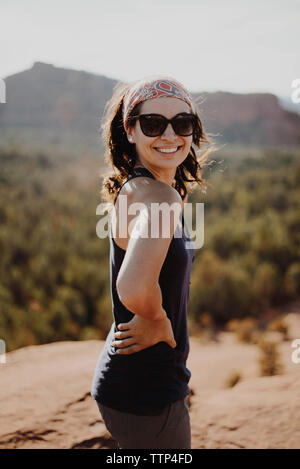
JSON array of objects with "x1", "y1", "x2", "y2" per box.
[{"x1": 123, "y1": 76, "x2": 194, "y2": 132}]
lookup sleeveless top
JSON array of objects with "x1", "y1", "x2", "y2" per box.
[{"x1": 91, "y1": 166, "x2": 195, "y2": 415}]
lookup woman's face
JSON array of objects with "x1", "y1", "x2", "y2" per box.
[{"x1": 126, "y1": 96, "x2": 193, "y2": 170}]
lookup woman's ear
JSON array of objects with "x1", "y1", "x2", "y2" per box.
[{"x1": 127, "y1": 133, "x2": 135, "y2": 144}]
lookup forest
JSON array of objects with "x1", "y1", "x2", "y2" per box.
[{"x1": 1, "y1": 145, "x2": 300, "y2": 351}]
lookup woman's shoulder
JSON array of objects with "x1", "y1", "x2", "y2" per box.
[{"x1": 126, "y1": 175, "x2": 182, "y2": 207}]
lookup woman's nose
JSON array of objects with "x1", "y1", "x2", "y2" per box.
[{"x1": 161, "y1": 123, "x2": 176, "y2": 139}]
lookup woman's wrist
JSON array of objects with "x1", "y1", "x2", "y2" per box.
[{"x1": 151, "y1": 307, "x2": 168, "y2": 321}]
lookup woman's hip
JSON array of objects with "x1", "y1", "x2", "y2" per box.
[{"x1": 96, "y1": 397, "x2": 191, "y2": 449}]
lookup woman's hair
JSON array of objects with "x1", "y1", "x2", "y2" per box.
[{"x1": 99, "y1": 80, "x2": 215, "y2": 205}]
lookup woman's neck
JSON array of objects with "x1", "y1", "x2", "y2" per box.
[{"x1": 133, "y1": 162, "x2": 176, "y2": 187}]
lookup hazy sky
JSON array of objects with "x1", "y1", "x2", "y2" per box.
[{"x1": 1, "y1": 0, "x2": 299, "y2": 97}]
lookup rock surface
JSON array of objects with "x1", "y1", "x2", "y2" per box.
[{"x1": 0, "y1": 330, "x2": 299, "y2": 449}]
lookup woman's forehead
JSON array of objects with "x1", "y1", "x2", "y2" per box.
[{"x1": 139, "y1": 96, "x2": 191, "y2": 116}]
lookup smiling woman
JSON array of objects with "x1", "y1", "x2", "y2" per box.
[{"x1": 91, "y1": 75, "x2": 214, "y2": 449}]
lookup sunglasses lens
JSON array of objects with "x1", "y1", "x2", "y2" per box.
[
  {"x1": 173, "y1": 115, "x2": 195, "y2": 136},
  {"x1": 138, "y1": 114, "x2": 196, "y2": 137},
  {"x1": 139, "y1": 115, "x2": 166, "y2": 137}
]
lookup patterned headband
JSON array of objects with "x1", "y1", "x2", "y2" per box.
[{"x1": 123, "y1": 76, "x2": 194, "y2": 132}]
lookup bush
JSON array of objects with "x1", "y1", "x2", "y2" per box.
[
  {"x1": 224, "y1": 371, "x2": 242, "y2": 388},
  {"x1": 284, "y1": 263, "x2": 300, "y2": 298},
  {"x1": 258, "y1": 338, "x2": 283, "y2": 376},
  {"x1": 235, "y1": 317, "x2": 261, "y2": 344},
  {"x1": 267, "y1": 316, "x2": 289, "y2": 341},
  {"x1": 190, "y1": 251, "x2": 257, "y2": 326}
]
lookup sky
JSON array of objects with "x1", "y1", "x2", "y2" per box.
[{"x1": 1, "y1": 0, "x2": 300, "y2": 98}]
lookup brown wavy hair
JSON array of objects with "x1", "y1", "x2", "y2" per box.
[{"x1": 99, "y1": 79, "x2": 215, "y2": 206}]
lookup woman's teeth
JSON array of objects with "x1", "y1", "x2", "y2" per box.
[{"x1": 155, "y1": 147, "x2": 180, "y2": 154}]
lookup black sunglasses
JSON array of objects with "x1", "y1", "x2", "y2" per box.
[{"x1": 130, "y1": 112, "x2": 197, "y2": 137}]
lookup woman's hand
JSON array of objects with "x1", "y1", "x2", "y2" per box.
[{"x1": 112, "y1": 314, "x2": 177, "y2": 355}]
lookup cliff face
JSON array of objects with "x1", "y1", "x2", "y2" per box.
[
  {"x1": 0, "y1": 62, "x2": 117, "y2": 133},
  {"x1": 196, "y1": 91, "x2": 300, "y2": 145},
  {"x1": 1, "y1": 62, "x2": 300, "y2": 146}
]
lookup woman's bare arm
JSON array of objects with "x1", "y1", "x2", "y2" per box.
[{"x1": 116, "y1": 179, "x2": 182, "y2": 321}]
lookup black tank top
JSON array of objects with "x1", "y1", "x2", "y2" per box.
[{"x1": 91, "y1": 167, "x2": 195, "y2": 415}]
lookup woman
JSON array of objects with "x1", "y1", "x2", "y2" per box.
[{"x1": 91, "y1": 75, "x2": 212, "y2": 449}]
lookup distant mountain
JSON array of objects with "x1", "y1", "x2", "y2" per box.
[
  {"x1": 0, "y1": 62, "x2": 116, "y2": 133},
  {"x1": 197, "y1": 91, "x2": 300, "y2": 145},
  {"x1": 0, "y1": 62, "x2": 300, "y2": 148}
]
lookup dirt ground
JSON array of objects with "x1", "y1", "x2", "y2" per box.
[{"x1": 0, "y1": 310, "x2": 299, "y2": 449}]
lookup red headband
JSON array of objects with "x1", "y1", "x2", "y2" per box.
[{"x1": 123, "y1": 76, "x2": 193, "y2": 132}]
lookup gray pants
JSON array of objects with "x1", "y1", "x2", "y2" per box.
[{"x1": 96, "y1": 398, "x2": 191, "y2": 449}]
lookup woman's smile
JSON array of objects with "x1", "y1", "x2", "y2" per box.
[{"x1": 154, "y1": 145, "x2": 183, "y2": 155}]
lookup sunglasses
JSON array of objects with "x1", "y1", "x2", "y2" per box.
[{"x1": 131, "y1": 112, "x2": 197, "y2": 137}]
